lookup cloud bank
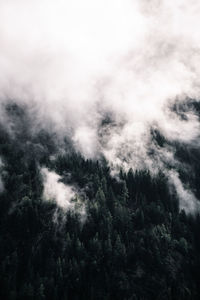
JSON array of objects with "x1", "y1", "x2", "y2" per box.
[{"x1": 1, "y1": 0, "x2": 200, "y2": 211}]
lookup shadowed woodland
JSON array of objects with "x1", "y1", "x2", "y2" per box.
[{"x1": 0, "y1": 104, "x2": 200, "y2": 300}]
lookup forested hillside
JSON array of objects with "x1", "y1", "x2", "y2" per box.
[
  {"x1": 0, "y1": 104, "x2": 200, "y2": 300},
  {"x1": 1, "y1": 0, "x2": 200, "y2": 298}
]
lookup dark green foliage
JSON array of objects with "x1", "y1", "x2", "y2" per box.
[{"x1": 0, "y1": 105, "x2": 200, "y2": 299}]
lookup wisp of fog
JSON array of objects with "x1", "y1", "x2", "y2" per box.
[{"x1": 1, "y1": 0, "x2": 200, "y2": 212}]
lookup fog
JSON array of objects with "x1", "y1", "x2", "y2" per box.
[
  {"x1": 42, "y1": 168, "x2": 76, "y2": 209},
  {"x1": 168, "y1": 170, "x2": 200, "y2": 213},
  {"x1": 1, "y1": 0, "x2": 200, "y2": 211}
]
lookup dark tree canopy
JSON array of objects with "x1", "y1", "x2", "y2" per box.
[{"x1": 0, "y1": 104, "x2": 200, "y2": 300}]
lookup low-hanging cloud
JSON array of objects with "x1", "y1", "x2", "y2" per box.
[
  {"x1": 42, "y1": 168, "x2": 76, "y2": 209},
  {"x1": 168, "y1": 170, "x2": 200, "y2": 214},
  {"x1": 42, "y1": 167, "x2": 86, "y2": 220},
  {"x1": 1, "y1": 0, "x2": 200, "y2": 211}
]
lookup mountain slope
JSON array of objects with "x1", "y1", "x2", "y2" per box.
[{"x1": 0, "y1": 104, "x2": 200, "y2": 299}]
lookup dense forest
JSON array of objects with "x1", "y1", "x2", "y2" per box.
[{"x1": 0, "y1": 103, "x2": 200, "y2": 300}]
